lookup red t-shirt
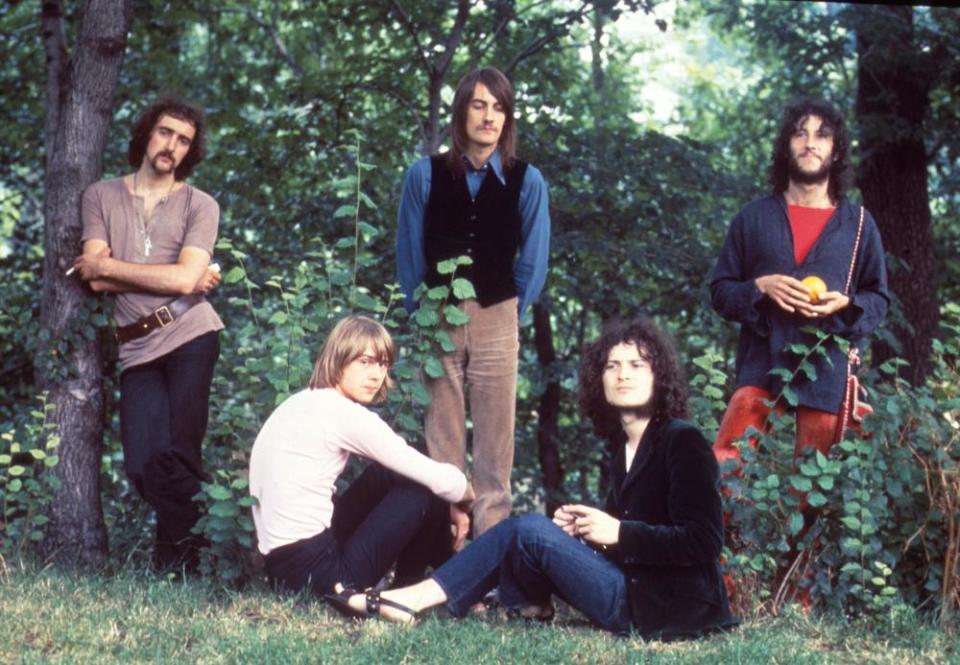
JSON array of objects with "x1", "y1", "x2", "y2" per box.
[{"x1": 788, "y1": 204, "x2": 835, "y2": 264}]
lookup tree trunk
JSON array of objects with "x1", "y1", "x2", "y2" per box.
[
  {"x1": 532, "y1": 302, "x2": 564, "y2": 515},
  {"x1": 855, "y1": 4, "x2": 938, "y2": 385},
  {"x1": 37, "y1": 0, "x2": 132, "y2": 566}
]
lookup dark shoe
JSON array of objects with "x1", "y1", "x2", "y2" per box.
[{"x1": 324, "y1": 587, "x2": 417, "y2": 623}]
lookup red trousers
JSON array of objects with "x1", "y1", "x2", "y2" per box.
[{"x1": 713, "y1": 386, "x2": 839, "y2": 466}]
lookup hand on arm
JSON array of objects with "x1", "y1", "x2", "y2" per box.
[
  {"x1": 556, "y1": 504, "x2": 620, "y2": 546},
  {"x1": 74, "y1": 240, "x2": 214, "y2": 296},
  {"x1": 449, "y1": 482, "x2": 475, "y2": 551}
]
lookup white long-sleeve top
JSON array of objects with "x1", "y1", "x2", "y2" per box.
[{"x1": 249, "y1": 388, "x2": 467, "y2": 555}]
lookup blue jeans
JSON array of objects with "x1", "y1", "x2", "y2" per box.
[
  {"x1": 119, "y1": 331, "x2": 219, "y2": 569},
  {"x1": 432, "y1": 514, "x2": 633, "y2": 633}
]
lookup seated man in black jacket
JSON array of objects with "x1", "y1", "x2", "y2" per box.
[{"x1": 328, "y1": 318, "x2": 739, "y2": 640}]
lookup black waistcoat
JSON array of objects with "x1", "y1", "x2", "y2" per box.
[{"x1": 423, "y1": 154, "x2": 528, "y2": 308}]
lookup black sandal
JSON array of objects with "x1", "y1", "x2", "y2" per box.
[{"x1": 324, "y1": 586, "x2": 417, "y2": 623}]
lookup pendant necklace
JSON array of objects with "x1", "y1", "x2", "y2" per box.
[{"x1": 134, "y1": 171, "x2": 175, "y2": 256}]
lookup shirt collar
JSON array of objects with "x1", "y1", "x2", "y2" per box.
[{"x1": 462, "y1": 149, "x2": 506, "y2": 185}]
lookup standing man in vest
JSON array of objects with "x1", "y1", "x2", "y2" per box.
[
  {"x1": 396, "y1": 67, "x2": 551, "y2": 538},
  {"x1": 73, "y1": 98, "x2": 223, "y2": 572},
  {"x1": 710, "y1": 97, "x2": 889, "y2": 476}
]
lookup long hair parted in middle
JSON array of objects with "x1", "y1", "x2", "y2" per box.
[
  {"x1": 446, "y1": 66, "x2": 517, "y2": 177},
  {"x1": 309, "y1": 315, "x2": 395, "y2": 402},
  {"x1": 768, "y1": 97, "x2": 851, "y2": 204},
  {"x1": 578, "y1": 317, "x2": 689, "y2": 442}
]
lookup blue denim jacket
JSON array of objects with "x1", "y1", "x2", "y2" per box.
[{"x1": 710, "y1": 195, "x2": 889, "y2": 412}]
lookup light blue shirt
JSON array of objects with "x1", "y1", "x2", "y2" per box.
[{"x1": 395, "y1": 150, "x2": 551, "y2": 315}]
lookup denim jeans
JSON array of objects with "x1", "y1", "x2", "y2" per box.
[
  {"x1": 264, "y1": 463, "x2": 453, "y2": 595},
  {"x1": 119, "y1": 331, "x2": 219, "y2": 569},
  {"x1": 432, "y1": 514, "x2": 633, "y2": 633}
]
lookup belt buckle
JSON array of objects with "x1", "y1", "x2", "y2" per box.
[{"x1": 154, "y1": 306, "x2": 174, "y2": 327}]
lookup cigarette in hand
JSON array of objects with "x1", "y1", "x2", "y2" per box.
[
  {"x1": 65, "y1": 266, "x2": 76, "y2": 276},
  {"x1": 209, "y1": 262, "x2": 220, "y2": 272}
]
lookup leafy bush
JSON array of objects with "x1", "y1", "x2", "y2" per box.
[
  {"x1": 0, "y1": 393, "x2": 60, "y2": 560},
  {"x1": 720, "y1": 308, "x2": 960, "y2": 627}
]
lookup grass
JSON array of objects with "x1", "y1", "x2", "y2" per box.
[{"x1": 0, "y1": 562, "x2": 956, "y2": 665}]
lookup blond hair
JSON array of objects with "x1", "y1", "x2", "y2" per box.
[{"x1": 309, "y1": 315, "x2": 395, "y2": 402}]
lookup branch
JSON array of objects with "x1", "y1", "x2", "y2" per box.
[
  {"x1": 214, "y1": 6, "x2": 305, "y2": 79},
  {"x1": 389, "y1": 0, "x2": 433, "y2": 77},
  {"x1": 503, "y1": 1, "x2": 592, "y2": 75},
  {"x1": 433, "y1": 0, "x2": 471, "y2": 80}
]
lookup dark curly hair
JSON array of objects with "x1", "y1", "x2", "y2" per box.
[
  {"x1": 578, "y1": 318, "x2": 689, "y2": 442},
  {"x1": 769, "y1": 98, "x2": 850, "y2": 204},
  {"x1": 128, "y1": 97, "x2": 206, "y2": 181}
]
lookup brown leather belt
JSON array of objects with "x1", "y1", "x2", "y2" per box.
[{"x1": 115, "y1": 294, "x2": 204, "y2": 344}]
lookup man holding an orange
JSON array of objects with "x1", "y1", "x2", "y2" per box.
[{"x1": 709, "y1": 98, "x2": 889, "y2": 476}]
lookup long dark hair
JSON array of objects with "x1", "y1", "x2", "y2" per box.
[
  {"x1": 768, "y1": 98, "x2": 850, "y2": 204},
  {"x1": 128, "y1": 97, "x2": 207, "y2": 181},
  {"x1": 578, "y1": 318, "x2": 689, "y2": 442},
  {"x1": 446, "y1": 67, "x2": 517, "y2": 177}
]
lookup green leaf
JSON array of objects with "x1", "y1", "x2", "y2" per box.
[
  {"x1": 28, "y1": 449, "x2": 46, "y2": 460},
  {"x1": 436, "y1": 259, "x2": 458, "y2": 275},
  {"x1": 224, "y1": 266, "x2": 245, "y2": 284},
  {"x1": 444, "y1": 305, "x2": 470, "y2": 326},
  {"x1": 414, "y1": 308, "x2": 440, "y2": 327},
  {"x1": 411, "y1": 382, "x2": 431, "y2": 406},
  {"x1": 799, "y1": 461, "x2": 818, "y2": 477},
  {"x1": 451, "y1": 278, "x2": 476, "y2": 300},
  {"x1": 789, "y1": 476, "x2": 812, "y2": 492},
  {"x1": 787, "y1": 513, "x2": 804, "y2": 536},
  {"x1": 426, "y1": 286, "x2": 449, "y2": 301},
  {"x1": 352, "y1": 292, "x2": 379, "y2": 311},
  {"x1": 8, "y1": 478, "x2": 22, "y2": 492},
  {"x1": 8, "y1": 465, "x2": 25, "y2": 477},
  {"x1": 207, "y1": 485, "x2": 233, "y2": 501},
  {"x1": 817, "y1": 475, "x2": 835, "y2": 491},
  {"x1": 268, "y1": 311, "x2": 288, "y2": 325},
  {"x1": 840, "y1": 516, "x2": 862, "y2": 530},
  {"x1": 333, "y1": 204, "x2": 357, "y2": 219},
  {"x1": 209, "y1": 502, "x2": 241, "y2": 518},
  {"x1": 806, "y1": 491, "x2": 827, "y2": 508},
  {"x1": 436, "y1": 330, "x2": 456, "y2": 353},
  {"x1": 424, "y1": 356, "x2": 445, "y2": 379}
]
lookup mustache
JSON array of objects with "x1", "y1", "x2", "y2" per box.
[{"x1": 155, "y1": 151, "x2": 175, "y2": 161}]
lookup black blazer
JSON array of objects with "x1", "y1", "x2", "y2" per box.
[{"x1": 603, "y1": 418, "x2": 739, "y2": 639}]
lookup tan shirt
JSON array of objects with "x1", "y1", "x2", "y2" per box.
[{"x1": 81, "y1": 177, "x2": 224, "y2": 370}]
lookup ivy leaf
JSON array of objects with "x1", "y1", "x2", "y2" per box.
[
  {"x1": 806, "y1": 491, "x2": 827, "y2": 507},
  {"x1": 414, "y1": 308, "x2": 439, "y2": 327},
  {"x1": 789, "y1": 475, "x2": 812, "y2": 492},
  {"x1": 451, "y1": 278, "x2": 476, "y2": 300},
  {"x1": 424, "y1": 356, "x2": 445, "y2": 379},
  {"x1": 787, "y1": 513, "x2": 804, "y2": 536},
  {"x1": 444, "y1": 305, "x2": 470, "y2": 326},
  {"x1": 207, "y1": 485, "x2": 233, "y2": 501}
]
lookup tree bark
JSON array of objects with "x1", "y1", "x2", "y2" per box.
[
  {"x1": 855, "y1": 4, "x2": 938, "y2": 385},
  {"x1": 38, "y1": 0, "x2": 132, "y2": 566},
  {"x1": 532, "y1": 302, "x2": 564, "y2": 516}
]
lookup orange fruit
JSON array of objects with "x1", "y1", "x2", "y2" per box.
[{"x1": 801, "y1": 276, "x2": 827, "y2": 304}]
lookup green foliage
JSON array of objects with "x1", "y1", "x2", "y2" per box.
[
  {"x1": 724, "y1": 309, "x2": 960, "y2": 625},
  {"x1": 193, "y1": 471, "x2": 257, "y2": 585},
  {"x1": 0, "y1": 394, "x2": 60, "y2": 559}
]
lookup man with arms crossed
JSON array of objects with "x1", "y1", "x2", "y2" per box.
[
  {"x1": 396, "y1": 67, "x2": 551, "y2": 537},
  {"x1": 73, "y1": 98, "x2": 223, "y2": 572}
]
